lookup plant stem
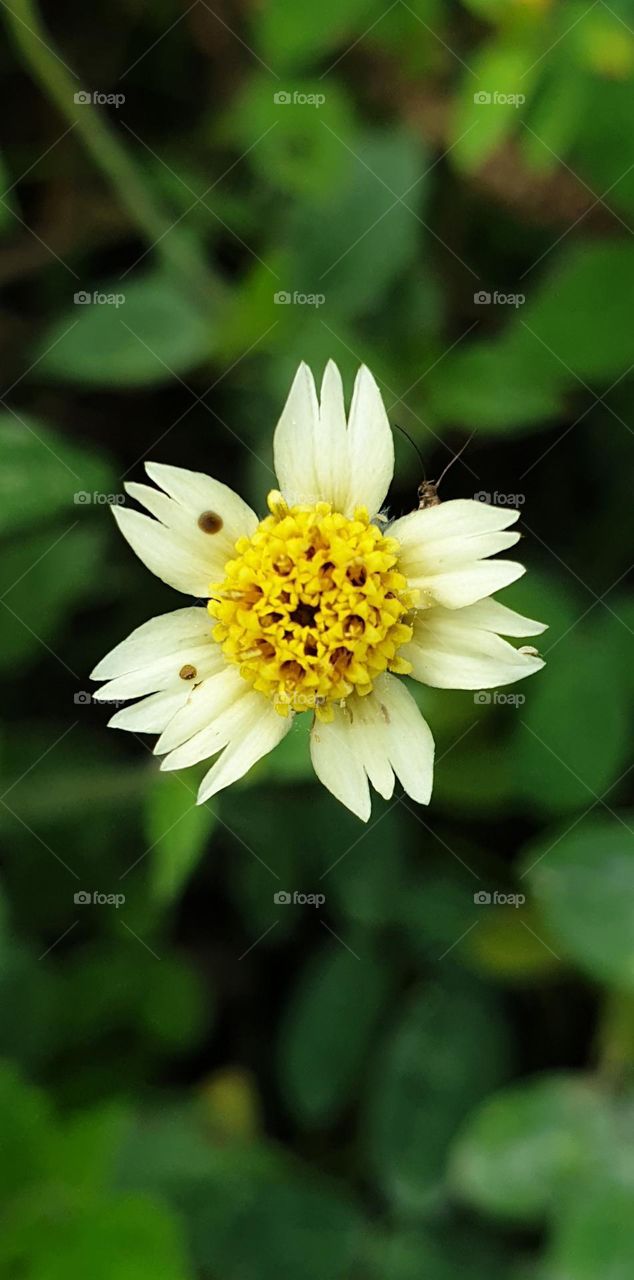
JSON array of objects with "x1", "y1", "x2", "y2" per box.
[{"x1": 4, "y1": 0, "x2": 219, "y2": 308}]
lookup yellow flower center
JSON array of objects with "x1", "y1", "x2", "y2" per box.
[{"x1": 209, "y1": 490, "x2": 414, "y2": 719}]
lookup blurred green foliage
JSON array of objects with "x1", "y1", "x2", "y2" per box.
[{"x1": 0, "y1": 0, "x2": 633, "y2": 1275}]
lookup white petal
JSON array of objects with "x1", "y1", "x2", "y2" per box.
[
  {"x1": 390, "y1": 500, "x2": 524, "y2": 609},
  {"x1": 91, "y1": 608, "x2": 212, "y2": 681},
  {"x1": 273, "y1": 362, "x2": 321, "y2": 506},
  {"x1": 309, "y1": 678, "x2": 434, "y2": 816},
  {"x1": 144, "y1": 461, "x2": 258, "y2": 561},
  {"x1": 310, "y1": 711, "x2": 371, "y2": 822},
  {"x1": 399, "y1": 529, "x2": 520, "y2": 575},
  {"x1": 411, "y1": 559, "x2": 525, "y2": 610},
  {"x1": 108, "y1": 688, "x2": 190, "y2": 733},
  {"x1": 154, "y1": 666, "x2": 246, "y2": 755},
  {"x1": 111, "y1": 506, "x2": 216, "y2": 597},
  {"x1": 403, "y1": 606, "x2": 545, "y2": 689},
  {"x1": 369, "y1": 675, "x2": 435, "y2": 805},
  {"x1": 197, "y1": 702, "x2": 292, "y2": 803},
  {"x1": 390, "y1": 500, "x2": 520, "y2": 551},
  {"x1": 448, "y1": 596, "x2": 547, "y2": 638},
  {"x1": 347, "y1": 696, "x2": 395, "y2": 800},
  {"x1": 124, "y1": 480, "x2": 230, "y2": 582},
  {"x1": 273, "y1": 362, "x2": 394, "y2": 517},
  {"x1": 160, "y1": 688, "x2": 261, "y2": 771},
  {"x1": 93, "y1": 641, "x2": 223, "y2": 702},
  {"x1": 345, "y1": 365, "x2": 394, "y2": 517},
  {"x1": 315, "y1": 360, "x2": 351, "y2": 512}
]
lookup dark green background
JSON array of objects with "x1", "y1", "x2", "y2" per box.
[{"x1": 1, "y1": 1, "x2": 633, "y2": 1276}]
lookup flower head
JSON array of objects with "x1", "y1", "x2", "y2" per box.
[{"x1": 92, "y1": 362, "x2": 545, "y2": 820}]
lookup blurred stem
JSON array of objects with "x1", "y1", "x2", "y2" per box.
[
  {"x1": 596, "y1": 989, "x2": 634, "y2": 1089},
  {"x1": 4, "y1": 0, "x2": 218, "y2": 307}
]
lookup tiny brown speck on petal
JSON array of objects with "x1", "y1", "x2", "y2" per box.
[
  {"x1": 198, "y1": 511, "x2": 223, "y2": 534},
  {"x1": 179, "y1": 664, "x2": 197, "y2": 680}
]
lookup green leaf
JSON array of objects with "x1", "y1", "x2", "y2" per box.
[
  {"x1": 450, "y1": 1074, "x2": 611, "y2": 1222},
  {"x1": 427, "y1": 340, "x2": 562, "y2": 432},
  {"x1": 146, "y1": 773, "x2": 217, "y2": 906},
  {"x1": 512, "y1": 613, "x2": 630, "y2": 815},
  {"x1": 369, "y1": 1223, "x2": 512, "y2": 1280},
  {"x1": 365, "y1": 981, "x2": 511, "y2": 1211},
  {"x1": 521, "y1": 815, "x2": 634, "y2": 990},
  {"x1": 224, "y1": 76, "x2": 356, "y2": 203},
  {"x1": 279, "y1": 942, "x2": 391, "y2": 1126},
  {"x1": 227, "y1": 1177, "x2": 363, "y2": 1280},
  {"x1": 4, "y1": 1194, "x2": 193, "y2": 1280},
  {"x1": 54, "y1": 1103, "x2": 131, "y2": 1193},
  {"x1": 0, "y1": 525, "x2": 105, "y2": 671},
  {"x1": 0, "y1": 1062, "x2": 57, "y2": 1196},
  {"x1": 451, "y1": 41, "x2": 542, "y2": 173},
  {"x1": 286, "y1": 130, "x2": 424, "y2": 319},
  {"x1": 546, "y1": 1185, "x2": 634, "y2": 1280},
  {"x1": 0, "y1": 413, "x2": 115, "y2": 535},
  {"x1": 508, "y1": 240, "x2": 634, "y2": 383},
  {"x1": 256, "y1": 0, "x2": 375, "y2": 66},
  {"x1": 116, "y1": 1107, "x2": 361, "y2": 1279},
  {"x1": 34, "y1": 271, "x2": 214, "y2": 387}
]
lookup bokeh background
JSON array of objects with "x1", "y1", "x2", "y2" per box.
[{"x1": 1, "y1": 0, "x2": 634, "y2": 1276}]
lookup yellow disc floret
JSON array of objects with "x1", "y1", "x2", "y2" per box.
[{"x1": 209, "y1": 490, "x2": 414, "y2": 720}]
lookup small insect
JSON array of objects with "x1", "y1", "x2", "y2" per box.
[{"x1": 394, "y1": 425, "x2": 475, "y2": 509}]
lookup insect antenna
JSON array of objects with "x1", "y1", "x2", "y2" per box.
[
  {"x1": 393, "y1": 422, "x2": 426, "y2": 476},
  {"x1": 434, "y1": 429, "x2": 476, "y2": 489}
]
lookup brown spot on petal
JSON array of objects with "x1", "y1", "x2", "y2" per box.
[
  {"x1": 179, "y1": 664, "x2": 197, "y2": 680},
  {"x1": 198, "y1": 511, "x2": 223, "y2": 534}
]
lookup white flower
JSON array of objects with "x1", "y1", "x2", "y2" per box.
[{"x1": 91, "y1": 361, "x2": 545, "y2": 821}]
